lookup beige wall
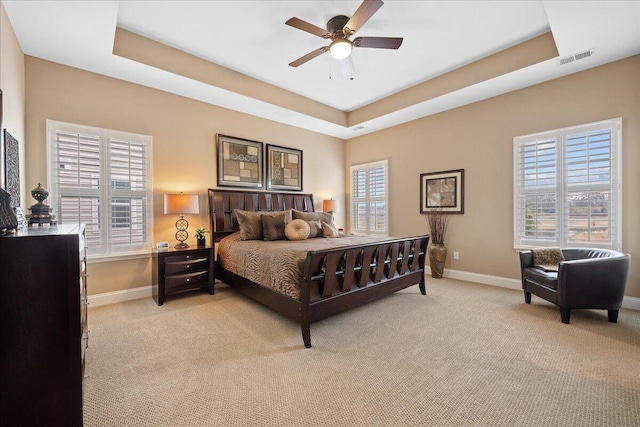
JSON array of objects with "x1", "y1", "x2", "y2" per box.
[
  {"x1": 0, "y1": 2, "x2": 25, "y2": 206},
  {"x1": 24, "y1": 57, "x2": 345, "y2": 295},
  {"x1": 346, "y1": 55, "x2": 640, "y2": 298},
  {"x1": 20, "y1": 47, "x2": 640, "y2": 299}
]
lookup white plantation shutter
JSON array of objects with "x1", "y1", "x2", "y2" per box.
[
  {"x1": 514, "y1": 118, "x2": 621, "y2": 250},
  {"x1": 350, "y1": 160, "x2": 388, "y2": 234},
  {"x1": 514, "y1": 136, "x2": 558, "y2": 245},
  {"x1": 351, "y1": 168, "x2": 367, "y2": 231},
  {"x1": 53, "y1": 129, "x2": 103, "y2": 249},
  {"x1": 48, "y1": 120, "x2": 153, "y2": 258},
  {"x1": 109, "y1": 137, "x2": 148, "y2": 247},
  {"x1": 564, "y1": 126, "x2": 619, "y2": 246}
]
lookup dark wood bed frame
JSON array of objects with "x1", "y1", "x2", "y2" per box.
[{"x1": 208, "y1": 189, "x2": 430, "y2": 348}]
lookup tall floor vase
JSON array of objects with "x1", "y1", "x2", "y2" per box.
[{"x1": 428, "y1": 243, "x2": 447, "y2": 278}]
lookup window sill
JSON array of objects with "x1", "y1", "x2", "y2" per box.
[
  {"x1": 87, "y1": 251, "x2": 151, "y2": 264},
  {"x1": 350, "y1": 231, "x2": 389, "y2": 237}
]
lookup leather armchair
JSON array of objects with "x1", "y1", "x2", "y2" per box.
[{"x1": 519, "y1": 248, "x2": 630, "y2": 323}]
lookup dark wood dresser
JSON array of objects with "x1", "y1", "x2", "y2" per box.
[
  {"x1": 152, "y1": 246, "x2": 214, "y2": 305},
  {"x1": 0, "y1": 224, "x2": 87, "y2": 426}
]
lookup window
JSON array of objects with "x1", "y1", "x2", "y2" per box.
[
  {"x1": 47, "y1": 120, "x2": 153, "y2": 259},
  {"x1": 350, "y1": 160, "x2": 388, "y2": 234},
  {"x1": 514, "y1": 118, "x2": 621, "y2": 250}
]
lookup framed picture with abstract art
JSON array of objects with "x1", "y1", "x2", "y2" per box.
[
  {"x1": 216, "y1": 134, "x2": 263, "y2": 189},
  {"x1": 420, "y1": 169, "x2": 464, "y2": 214},
  {"x1": 0, "y1": 88, "x2": 3, "y2": 189},
  {"x1": 266, "y1": 144, "x2": 303, "y2": 191},
  {"x1": 3, "y1": 129, "x2": 20, "y2": 209}
]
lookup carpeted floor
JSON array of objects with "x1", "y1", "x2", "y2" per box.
[{"x1": 83, "y1": 277, "x2": 640, "y2": 426}]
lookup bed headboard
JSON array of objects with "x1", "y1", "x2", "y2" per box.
[{"x1": 208, "y1": 189, "x2": 315, "y2": 242}]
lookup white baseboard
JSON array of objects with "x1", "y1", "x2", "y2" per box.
[
  {"x1": 623, "y1": 296, "x2": 640, "y2": 311},
  {"x1": 428, "y1": 267, "x2": 639, "y2": 311},
  {"x1": 88, "y1": 285, "x2": 152, "y2": 307},
  {"x1": 438, "y1": 268, "x2": 522, "y2": 291},
  {"x1": 89, "y1": 271, "x2": 639, "y2": 311}
]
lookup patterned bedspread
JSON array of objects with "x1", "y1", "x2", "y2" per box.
[{"x1": 217, "y1": 232, "x2": 392, "y2": 300}]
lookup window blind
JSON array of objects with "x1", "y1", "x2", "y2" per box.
[
  {"x1": 47, "y1": 120, "x2": 153, "y2": 258},
  {"x1": 350, "y1": 160, "x2": 388, "y2": 234},
  {"x1": 514, "y1": 137, "x2": 558, "y2": 244},
  {"x1": 514, "y1": 118, "x2": 621, "y2": 250},
  {"x1": 109, "y1": 138, "x2": 148, "y2": 247}
]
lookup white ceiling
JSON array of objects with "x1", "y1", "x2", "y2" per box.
[{"x1": 3, "y1": 1, "x2": 640, "y2": 139}]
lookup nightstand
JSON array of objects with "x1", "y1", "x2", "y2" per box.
[{"x1": 152, "y1": 246, "x2": 214, "y2": 306}]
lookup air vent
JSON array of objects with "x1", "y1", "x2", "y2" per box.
[
  {"x1": 352, "y1": 126, "x2": 365, "y2": 131},
  {"x1": 557, "y1": 49, "x2": 594, "y2": 66},
  {"x1": 558, "y1": 56, "x2": 575, "y2": 65},
  {"x1": 574, "y1": 50, "x2": 594, "y2": 60}
]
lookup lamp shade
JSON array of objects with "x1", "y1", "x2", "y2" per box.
[
  {"x1": 329, "y1": 39, "x2": 352, "y2": 59},
  {"x1": 164, "y1": 194, "x2": 199, "y2": 215},
  {"x1": 323, "y1": 199, "x2": 339, "y2": 213}
]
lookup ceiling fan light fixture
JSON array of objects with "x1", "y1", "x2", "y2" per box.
[
  {"x1": 329, "y1": 39, "x2": 352, "y2": 59},
  {"x1": 286, "y1": 1, "x2": 402, "y2": 68}
]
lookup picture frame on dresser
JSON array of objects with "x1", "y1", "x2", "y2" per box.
[
  {"x1": 216, "y1": 134, "x2": 263, "y2": 189},
  {"x1": 266, "y1": 144, "x2": 303, "y2": 191},
  {"x1": 0, "y1": 88, "x2": 4, "y2": 189},
  {"x1": 3, "y1": 129, "x2": 21, "y2": 209}
]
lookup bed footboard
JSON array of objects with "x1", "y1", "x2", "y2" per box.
[{"x1": 300, "y1": 235, "x2": 430, "y2": 348}]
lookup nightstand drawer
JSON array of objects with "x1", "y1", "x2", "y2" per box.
[
  {"x1": 165, "y1": 257, "x2": 209, "y2": 275},
  {"x1": 165, "y1": 271, "x2": 209, "y2": 289},
  {"x1": 164, "y1": 252, "x2": 207, "y2": 264}
]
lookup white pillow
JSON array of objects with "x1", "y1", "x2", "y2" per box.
[{"x1": 321, "y1": 221, "x2": 339, "y2": 238}]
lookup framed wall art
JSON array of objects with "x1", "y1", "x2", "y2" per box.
[
  {"x1": 216, "y1": 134, "x2": 263, "y2": 189},
  {"x1": 0, "y1": 88, "x2": 3, "y2": 190},
  {"x1": 420, "y1": 169, "x2": 464, "y2": 214},
  {"x1": 3, "y1": 129, "x2": 20, "y2": 209},
  {"x1": 266, "y1": 144, "x2": 303, "y2": 191}
]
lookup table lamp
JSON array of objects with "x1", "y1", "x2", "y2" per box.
[
  {"x1": 164, "y1": 193, "x2": 199, "y2": 249},
  {"x1": 323, "y1": 199, "x2": 339, "y2": 214}
]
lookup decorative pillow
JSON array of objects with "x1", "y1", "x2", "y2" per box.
[
  {"x1": 278, "y1": 209, "x2": 293, "y2": 223},
  {"x1": 306, "y1": 220, "x2": 322, "y2": 238},
  {"x1": 235, "y1": 209, "x2": 292, "y2": 240},
  {"x1": 235, "y1": 209, "x2": 262, "y2": 240},
  {"x1": 531, "y1": 247, "x2": 565, "y2": 272},
  {"x1": 321, "y1": 221, "x2": 339, "y2": 238},
  {"x1": 292, "y1": 209, "x2": 333, "y2": 225},
  {"x1": 285, "y1": 219, "x2": 310, "y2": 241},
  {"x1": 262, "y1": 213, "x2": 287, "y2": 241}
]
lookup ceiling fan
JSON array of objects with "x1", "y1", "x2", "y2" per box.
[{"x1": 285, "y1": 0, "x2": 403, "y2": 67}]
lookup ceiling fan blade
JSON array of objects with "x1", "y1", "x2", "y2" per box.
[
  {"x1": 353, "y1": 36, "x2": 403, "y2": 49},
  {"x1": 343, "y1": 0, "x2": 384, "y2": 36},
  {"x1": 285, "y1": 17, "x2": 331, "y2": 38},
  {"x1": 289, "y1": 47, "x2": 329, "y2": 67}
]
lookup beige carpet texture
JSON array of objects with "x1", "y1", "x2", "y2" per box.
[{"x1": 84, "y1": 277, "x2": 640, "y2": 426}]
